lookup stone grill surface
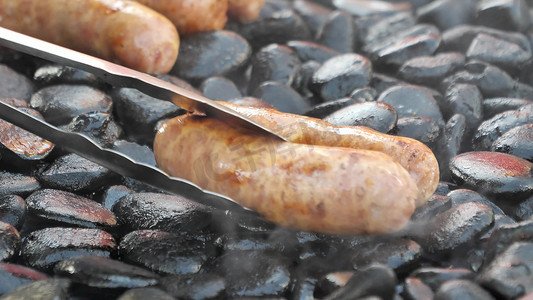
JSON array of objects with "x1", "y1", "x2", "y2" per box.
[{"x1": 1, "y1": 0, "x2": 533, "y2": 299}]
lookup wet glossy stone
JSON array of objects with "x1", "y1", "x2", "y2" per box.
[
  {"x1": 310, "y1": 53, "x2": 372, "y2": 101},
  {"x1": 447, "y1": 189, "x2": 505, "y2": 216},
  {"x1": 0, "y1": 195, "x2": 25, "y2": 230},
  {"x1": 491, "y1": 123, "x2": 533, "y2": 161},
  {"x1": 416, "y1": 0, "x2": 477, "y2": 30},
  {"x1": 30, "y1": 85, "x2": 112, "y2": 126},
  {"x1": 365, "y1": 23, "x2": 439, "y2": 55},
  {"x1": 323, "y1": 101, "x2": 397, "y2": 132},
  {"x1": 252, "y1": 81, "x2": 311, "y2": 114},
  {"x1": 507, "y1": 195, "x2": 533, "y2": 221},
  {"x1": 398, "y1": 52, "x2": 465, "y2": 87},
  {"x1": 402, "y1": 277, "x2": 434, "y2": 300},
  {"x1": 409, "y1": 194, "x2": 452, "y2": 225},
  {"x1": 476, "y1": 0, "x2": 530, "y2": 32},
  {"x1": 0, "y1": 222, "x2": 19, "y2": 262},
  {"x1": 483, "y1": 97, "x2": 532, "y2": 119},
  {"x1": 442, "y1": 84, "x2": 483, "y2": 133},
  {"x1": 410, "y1": 267, "x2": 475, "y2": 291},
  {"x1": 374, "y1": 33, "x2": 441, "y2": 67},
  {"x1": 377, "y1": 85, "x2": 444, "y2": 125},
  {"x1": 218, "y1": 250, "x2": 291, "y2": 298},
  {"x1": 117, "y1": 287, "x2": 174, "y2": 300},
  {"x1": 0, "y1": 278, "x2": 70, "y2": 300},
  {"x1": 316, "y1": 10, "x2": 355, "y2": 53},
  {"x1": 119, "y1": 230, "x2": 215, "y2": 275},
  {"x1": 37, "y1": 153, "x2": 117, "y2": 193},
  {"x1": 483, "y1": 219, "x2": 533, "y2": 263},
  {"x1": 62, "y1": 111, "x2": 122, "y2": 147},
  {"x1": 479, "y1": 242, "x2": 533, "y2": 299},
  {"x1": 393, "y1": 116, "x2": 441, "y2": 145},
  {"x1": 371, "y1": 72, "x2": 409, "y2": 93},
  {"x1": 0, "y1": 172, "x2": 40, "y2": 197},
  {"x1": 292, "y1": 60, "x2": 322, "y2": 96},
  {"x1": 171, "y1": 30, "x2": 251, "y2": 83},
  {"x1": 304, "y1": 98, "x2": 356, "y2": 118},
  {"x1": 450, "y1": 151, "x2": 533, "y2": 198},
  {"x1": 248, "y1": 44, "x2": 301, "y2": 94},
  {"x1": 314, "y1": 271, "x2": 354, "y2": 298},
  {"x1": 112, "y1": 140, "x2": 156, "y2": 167},
  {"x1": 333, "y1": 0, "x2": 412, "y2": 17},
  {"x1": 287, "y1": 40, "x2": 340, "y2": 63},
  {"x1": 358, "y1": 12, "x2": 415, "y2": 49},
  {"x1": 199, "y1": 77, "x2": 241, "y2": 101},
  {"x1": 160, "y1": 273, "x2": 225, "y2": 300},
  {"x1": 435, "y1": 279, "x2": 495, "y2": 300},
  {"x1": 0, "y1": 65, "x2": 34, "y2": 101},
  {"x1": 21, "y1": 227, "x2": 116, "y2": 270},
  {"x1": 113, "y1": 193, "x2": 211, "y2": 232},
  {"x1": 350, "y1": 87, "x2": 377, "y2": 102},
  {"x1": 441, "y1": 25, "x2": 531, "y2": 54},
  {"x1": 97, "y1": 185, "x2": 132, "y2": 212},
  {"x1": 293, "y1": 0, "x2": 332, "y2": 37},
  {"x1": 26, "y1": 189, "x2": 116, "y2": 228},
  {"x1": 415, "y1": 202, "x2": 494, "y2": 254},
  {"x1": 0, "y1": 263, "x2": 48, "y2": 295},
  {"x1": 54, "y1": 255, "x2": 159, "y2": 289},
  {"x1": 219, "y1": 230, "x2": 298, "y2": 258},
  {"x1": 228, "y1": 97, "x2": 274, "y2": 109},
  {"x1": 33, "y1": 64, "x2": 102, "y2": 87}
]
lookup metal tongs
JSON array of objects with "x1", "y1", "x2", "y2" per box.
[{"x1": 0, "y1": 27, "x2": 284, "y2": 214}]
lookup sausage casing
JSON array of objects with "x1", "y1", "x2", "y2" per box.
[
  {"x1": 154, "y1": 115, "x2": 418, "y2": 235},
  {"x1": 227, "y1": 0, "x2": 266, "y2": 23},
  {"x1": 0, "y1": 0, "x2": 179, "y2": 74}
]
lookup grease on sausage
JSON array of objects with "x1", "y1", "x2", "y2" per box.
[{"x1": 0, "y1": 0, "x2": 179, "y2": 74}]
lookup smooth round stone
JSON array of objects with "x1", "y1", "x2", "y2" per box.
[
  {"x1": 62, "y1": 111, "x2": 122, "y2": 147},
  {"x1": 304, "y1": 98, "x2": 356, "y2": 118},
  {"x1": 475, "y1": 0, "x2": 530, "y2": 32},
  {"x1": 316, "y1": 10, "x2": 355, "y2": 53},
  {"x1": 0, "y1": 64, "x2": 34, "y2": 101},
  {"x1": 441, "y1": 25, "x2": 531, "y2": 54},
  {"x1": 171, "y1": 30, "x2": 251, "y2": 83},
  {"x1": 442, "y1": 84, "x2": 483, "y2": 132},
  {"x1": 491, "y1": 123, "x2": 533, "y2": 161},
  {"x1": 248, "y1": 44, "x2": 301, "y2": 94},
  {"x1": 483, "y1": 97, "x2": 533, "y2": 119},
  {"x1": 0, "y1": 221, "x2": 20, "y2": 261},
  {"x1": 33, "y1": 64, "x2": 102, "y2": 87},
  {"x1": 112, "y1": 140, "x2": 156, "y2": 167},
  {"x1": 0, "y1": 195, "x2": 26, "y2": 229},
  {"x1": 287, "y1": 40, "x2": 340, "y2": 63},
  {"x1": 371, "y1": 72, "x2": 409, "y2": 93},
  {"x1": 410, "y1": 267, "x2": 475, "y2": 291},
  {"x1": 377, "y1": 85, "x2": 444, "y2": 125},
  {"x1": 54, "y1": 255, "x2": 159, "y2": 289},
  {"x1": 416, "y1": 0, "x2": 477, "y2": 30},
  {"x1": 97, "y1": 185, "x2": 133, "y2": 212},
  {"x1": 398, "y1": 52, "x2": 465, "y2": 86},
  {"x1": 393, "y1": 116, "x2": 441, "y2": 145},
  {"x1": 117, "y1": 287, "x2": 174, "y2": 300},
  {"x1": 310, "y1": 53, "x2": 372, "y2": 102},
  {"x1": 293, "y1": 0, "x2": 333, "y2": 37},
  {"x1": 0, "y1": 278, "x2": 70, "y2": 300},
  {"x1": 21, "y1": 227, "x2": 116, "y2": 270},
  {"x1": 0, "y1": 263, "x2": 48, "y2": 295},
  {"x1": 323, "y1": 101, "x2": 397, "y2": 132},
  {"x1": 160, "y1": 273, "x2": 225, "y2": 300},
  {"x1": 435, "y1": 279, "x2": 496, "y2": 300},
  {"x1": 508, "y1": 195, "x2": 533, "y2": 221},
  {"x1": 409, "y1": 195, "x2": 452, "y2": 224},
  {"x1": 37, "y1": 153, "x2": 118, "y2": 193},
  {"x1": 374, "y1": 33, "x2": 441, "y2": 66},
  {"x1": 447, "y1": 189, "x2": 505, "y2": 216},
  {"x1": 113, "y1": 193, "x2": 211, "y2": 232},
  {"x1": 333, "y1": 0, "x2": 412, "y2": 17},
  {"x1": 26, "y1": 189, "x2": 116, "y2": 228},
  {"x1": 350, "y1": 87, "x2": 377, "y2": 102},
  {"x1": 0, "y1": 171, "x2": 40, "y2": 197},
  {"x1": 292, "y1": 60, "x2": 321, "y2": 96},
  {"x1": 30, "y1": 85, "x2": 112, "y2": 126},
  {"x1": 351, "y1": 238, "x2": 421, "y2": 275},
  {"x1": 359, "y1": 12, "x2": 416, "y2": 48},
  {"x1": 402, "y1": 277, "x2": 434, "y2": 300},
  {"x1": 252, "y1": 81, "x2": 311, "y2": 114},
  {"x1": 199, "y1": 77, "x2": 241, "y2": 101},
  {"x1": 314, "y1": 271, "x2": 354, "y2": 298},
  {"x1": 228, "y1": 97, "x2": 274, "y2": 109},
  {"x1": 450, "y1": 151, "x2": 533, "y2": 198}
]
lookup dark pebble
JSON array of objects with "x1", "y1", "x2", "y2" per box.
[
  {"x1": 26, "y1": 189, "x2": 116, "y2": 228},
  {"x1": 0, "y1": 65, "x2": 34, "y2": 101},
  {"x1": 447, "y1": 189, "x2": 505, "y2": 216},
  {"x1": 119, "y1": 230, "x2": 215, "y2": 275},
  {"x1": 482, "y1": 97, "x2": 532, "y2": 119},
  {"x1": 435, "y1": 279, "x2": 495, "y2": 300},
  {"x1": 442, "y1": 84, "x2": 483, "y2": 133},
  {"x1": 479, "y1": 242, "x2": 533, "y2": 299},
  {"x1": 61, "y1": 111, "x2": 122, "y2": 147},
  {"x1": 314, "y1": 271, "x2": 354, "y2": 298},
  {"x1": 252, "y1": 81, "x2": 311, "y2": 114},
  {"x1": 97, "y1": 185, "x2": 133, "y2": 212},
  {"x1": 441, "y1": 25, "x2": 531, "y2": 54},
  {"x1": 117, "y1": 287, "x2": 174, "y2": 300},
  {"x1": 113, "y1": 193, "x2": 211, "y2": 232},
  {"x1": 218, "y1": 250, "x2": 291, "y2": 298},
  {"x1": 54, "y1": 255, "x2": 159, "y2": 289},
  {"x1": 304, "y1": 97, "x2": 356, "y2": 118},
  {"x1": 21, "y1": 227, "x2": 116, "y2": 270},
  {"x1": 0, "y1": 278, "x2": 70, "y2": 300},
  {"x1": 350, "y1": 87, "x2": 377, "y2": 102},
  {"x1": 228, "y1": 97, "x2": 274, "y2": 109},
  {"x1": 374, "y1": 33, "x2": 441, "y2": 67},
  {"x1": 199, "y1": 77, "x2": 242, "y2": 101},
  {"x1": 359, "y1": 12, "x2": 415, "y2": 50},
  {"x1": 0, "y1": 263, "x2": 48, "y2": 295},
  {"x1": 171, "y1": 30, "x2": 251, "y2": 84},
  {"x1": 111, "y1": 87, "x2": 182, "y2": 144},
  {"x1": 450, "y1": 151, "x2": 533, "y2": 199},
  {"x1": 33, "y1": 64, "x2": 102, "y2": 87},
  {"x1": 29, "y1": 85, "x2": 112, "y2": 126},
  {"x1": 415, "y1": 202, "x2": 494, "y2": 254},
  {"x1": 398, "y1": 52, "x2": 465, "y2": 86},
  {"x1": 507, "y1": 195, "x2": 533, "y2": 221},
  {"x1": 409, "y1": 194, "x2": 452, "y2": 225},
  {"x1": 112, "y1": 140, "x2": 156, "y2": 167},
  {"x1": 402, "y1": 277, "x2": 434, "y2": 300},
  {"x1": 323, "y1": 264, "x2": 397, "y2": 300},
  {"x1": 287, "y1": 40, "x2": 340, "y2": 63},
  {"x1": 364, "y1": 23, "x2": 439, "y2": 57},
  {"x1": 416, "y1": 0, "x2": 477, "y2": 30},
  {"x1": 292, "y1": 60, "x2": 322, "y2": 96},
  {"x1": 323, "y1": 101, "x2": 397, "y2": 132},
  {"x1": 0, "y1": 171, "x2": 40, "y2": 197},
  {"x1": 293, "y1": 0, "x2": 332, "y2": 37},
  {"x1": 473, "y1": 103, "x2": 533, "y2": 150},
  {"x1": 491, "y1": 123, "x2": 533, "y2": 161},
  {"x1": 333, "y1": 0, "x2": 412, "y2": 17},
  {"x1": 0, "y1": 195, "x2": 26, "y2": 229},
  {"x1": 310, "y1": 53, "x2": 372, "y2": 101},
  {"x1": 37, "y1": 153, "x2": 117, "y2": 193},
  {"x1": 475, "y1": 0, "x2": 530, "y2": 32},
  {"x1": 371, "y1": 72, "x2": 409, "y2": 93},
  {"x1": 0, "y1": 222, "x2": 19, "y2": 261},
  {"x1": 219, "y1": 230, "x2": 298, "y2": 258},
  {"x1": 377, "y1": 85, "x2": 444, "y2": 125},
  {"x1": 483, "y1": 219, "x2": 533, "y2": 264},
  {"x1": 248, "y1": 44, "x2": 301, "y2": 94},
  {"x1": 160, "y1": 273, "x2": 226, "y2": 300},
  {"x1": 437, "y1": 114, "x2": 465, "y2": 177},
  {"x1": 393, "y1": 116, "x2": 441, "y2": 145},
  {"x1": 410, "y1": 267, "x2": 475, "y2": 291},
  {"x1": 316, "y1": 10, "x2": 355, "y2": 53}
]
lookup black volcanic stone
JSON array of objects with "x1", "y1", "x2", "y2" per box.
[
  {"x1": 62, "y1": 111, "x2": 122, "y2": 147},
  {"x1": 482, "y1": 97, "x2": 532, "y2": 119},
  {"x1": 0, "y1": 221, "x2": 19, "y2": 262},
  {"x1": 410, "y1": 267, "x2": 475, "y2": 291},
  {"x1": 441, "y1": 25, "x2": 531, "y2": 54},
  {"x1": 0, "y1": 65, "x2": 34, "y2": 101},
  {"x1": 447, "y1": 189, "x2": 505, "y2": 216},
  {"x1": 117, "y1": 287, "x2": 174, "y2": 300},
  {"x1": 287, "y1": 40, "x2": 340, "y2": 63},
  {"x1": 0, "y1": 172, "x2": 40, "y2": 197},
  {"x1": 334, "y1": 0, "x2": 412, "y2": 17},
  {"x1": 402, "y1": 277, "x2": 434, "y2": 300},
  {"x1": 0, "y1": 263, "x2": 48, "y2": 295},
  {"x1": 199, "y1": 77, "x2": 242, "y2": 101},
  {"x1": 434, "y1": 279, "x2": 495, "y2": 300},
  {"x1": 491, "y1": 123, "x2": 533, "y2": 161},
  {"x1": 97, "y1": 185, "x2": 133, "y2": 211},
  {"x1": 393, "y1": 116, "x2": 441, "y2": 145},
  {"x1": 33, "y1": 64, "x2": 102, "y2": 88},
  {"x1": 0, "y1": 195, "x2": 26, "y2": 230},
  {"x1": 323, "y1": 101, "x2": 397, "y2": 132},
  {"x1": 160, "y1": 273, "x2": 225, "y2": 300},
  {"x1": 304, "y1": 98, "x2": 356, "y2": 118},
  {"x1": 373, "y1": 33, "x2": 441, "y2": 67},
  {"x1": 398, "y1": 52, "x2": 465, "y2": 86},
  {"x1": 350, "y1": 87, "x2": 377, "y2": 102},
  {"x1": 252, "y1": 81, "x2": 311, "y2": 114},
  {"x1": 293, "y1": 0, "x2": 332, "y2": 37},
  {"x1": 314, "y1": 271, "x2": 354, "y2": 298},
  {"x1": 442, "y1": 84, "x2": 483, "y2": 134},
  {"x1": 475, "y1": 0, "x2": 530, "y2": 32},
  {"x1": 416, "y1": 0, "x2": 477, "y2": 30},
  {"x1": 359, "y1": 12, "x2": 415, "y2": 49},
  {"x1": 316, "y1": 10, "x2": 355, "y2": 53},
  {"x1": 0, "y1": 278, "x2": 70, "y2": 300}
]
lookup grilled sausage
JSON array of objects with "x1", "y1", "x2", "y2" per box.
[
  {"x1": 0, "y1": 0, "x2": 179, "y2": 74},
  {"x1": 134, "y1": 0, "x2": 228, "y2": 35},
  {"x1": 218, "y1": 102, "x2": 440, "y2": 207},
  {"x1": 227, "y1": 0, "x2": 266, "y2": 23},
  {"x1": 154, "y1": 115, "x2": 418, "y2": 235}
]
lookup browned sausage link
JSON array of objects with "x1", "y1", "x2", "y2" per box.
[
  {"x1": 154, "y1": 115, "x2": 418, "y2": 235},
  {"x1": 227, "y1": 0, "x2": 266, "y2": 23},
  {"x1": 0, "y1": 0, "x2": 179, "y2": 74},
  {"x1": 218, "y1": 102, "x2": 440, "y2": 207},
  {"x1": 134, "y1": 0, "x2": 228, "y2": 35}
]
